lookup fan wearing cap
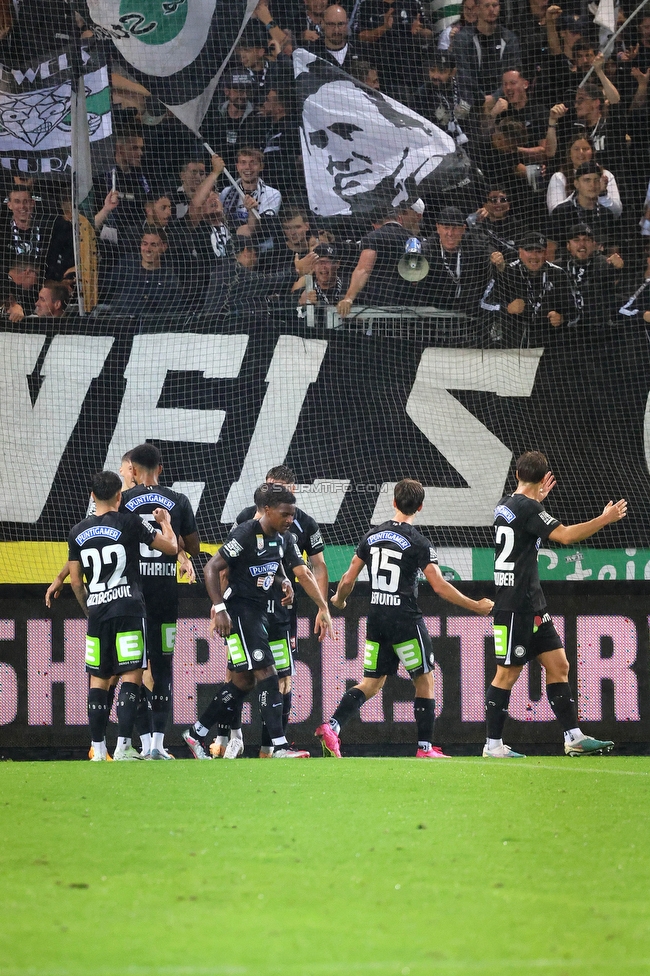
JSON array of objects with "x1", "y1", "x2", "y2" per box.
[
  {"x1": 547, "y1": 160, "x2": 618, "y2": 262},
  {"x1": 559, "y1": 223, "x2": 624, "y2": 327},
  {"x1": 490, "y1": 231, "x2": 578, "y2": 343},
  {"x1": 423, "y1": 206, "x2": 492, "y2": 318},
  {"x1": 297, "y1": 243, "x2": 344, "y2": 314},
  {"x1": 203, "y1": 72, "x2": 261, "y2": 170},
  {"x1": 336, "y1": 202, "x2": 427, "y2": 314},
  {"x1": 412, "y1": 53, "x2": 468, "y2": 148}
]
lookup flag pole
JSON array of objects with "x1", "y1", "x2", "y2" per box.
[
  {"x1": 581, "y1": 0, "x2": 650, "y2": 85},
  {"x1": 203, "y1": 141, "x2": 261, "y2": 221}
]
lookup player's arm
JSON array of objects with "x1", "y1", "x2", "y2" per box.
[
  {"x1": 150, "y1": 508, "x2": 178, "y2": 555},
  {"x1": 180, "y1": 531, "x2": 200, "y2": 558},
  {"x1": 547, "y1": 499, "x2": 627, "y2": 545},
  {"x1": 308, "y1": 551, "x2": 329, "y2": 602},
  {"x1": 423, "y1": 563, "x2": 494, "y2": 615},
  {"x1": 337, "y1": 249, "x2": 377, "y2": 317},
  {"x1": 204, "y1": 550, "x2": 232, "y2": 637},
  {"x1": 331, "y1": 555, "x2": 365, "y2": 609},
  {"x1": 178, "y1": 550, "x2": 196, "y2": 583},
  {"x1": 68, "y1": 560, "x2": 88, "y2": 618},
  {"x1": 45, "y1": 561, "x2": 70, "y2": 607},
  {"x1": 292, "y1": 563, "x2": 334, "y2": 640}
]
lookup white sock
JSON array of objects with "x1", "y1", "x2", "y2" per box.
[
  {"x1": 152, "y1": 732, "x2": 164, "y2": 752},
  {"x1": 272, "y1": 737, "x2": 288, "y2": 747},
  {"x1": 418, "y1": 741, "x2": 432, "y2": 751},
  {"x1": 140, "y1": 732, "x2": 151, "y2": 755},
  {"x1": 564, "y1": 727, "x2": 583, "y2": 743},
  {"x1": 230, "y1": 728, "x2": 243, "y2": 740},
  {"x1": 194, "y1": 722, "x2": 209, "y2": 738},
  {"x1": 117, "y1": 736, "x2": 131, "y2": 750},
  {"x1": 92, "y1": 740, "x2": 104, "y2": 757},
  {"x1": 487, "y1": 738, "x2": 503, "y2": 751},
  {"x1": 215, "y1": 735, "x2": 228, "y2": 748},
  {"x1": 329, "y1": 720, "x2": 341, "y2": 735}
]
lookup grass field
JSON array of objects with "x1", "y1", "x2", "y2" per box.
[{"x1": 1, "y1": 757, "x2": 649, "y2": 976}]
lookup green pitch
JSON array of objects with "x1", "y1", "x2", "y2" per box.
[{"x1": 1, "y1": 757, "x2": 649, "y2": 976}]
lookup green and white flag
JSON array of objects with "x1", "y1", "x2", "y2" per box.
[{"x1": 0, "y1": 52, "x2": 111, "y2": 176}]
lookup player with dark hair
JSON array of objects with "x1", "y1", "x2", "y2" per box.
[
  {"x1": 219, "y1": 465, "x2": 328, "y2": 758},
  {"x1": 183, "y1": 484, "x2": 333, "y2": 759},
  {"x1": 486, "y1": 451, "x2": 627, "y2": 758},
  {"x1": 120, "y1": 443, "x2": 200, "y2": 760},
  {"x1": 67, "y1": 470, "x2": 177, "y2": 761},
  {"x1": 320, "y1": 479, "x2": 494, "y2": 758}
]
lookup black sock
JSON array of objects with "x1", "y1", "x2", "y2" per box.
[
  {"x1": 200, "y1": 682, "x2": 248, "y2": 734},
  {"x1": 260, "y1": 722, "x2": 272, "y2": 747},
  {"x1": 257, "y1": 675, "x2": 284, "y2": 741},
  {"x1": 106, "y1": 683, "x2": 117, "y2": 717},
  {"x1": 332, "y1": 687, "x2": 366, "y2": 730},
  {"x1": 414, "y1": 697, "x2": 435, "y2": 744},
  {"x1": 88, "y1": 688, "x2": 109, "y2": 742},
  {"x1": 546, "y1": 682, "x2": 578, "y2": 732},
  {"x1": 282, "y1": 691, "x2": 292, "y2": 735},
  {"x1": 229, "y1": 700, "x2": 243, "y2": 734},
  {"x1": 486, "y1": 685, "x2": 511, "y2": 739},
  {"x1": 135, "y1": 685, "x2": 152, "y2": 738},
  {"x1": 152, "y1": 682, "x2": 171, "y2": 734},
  {"x1": 116, "y1": 681, "x2": 140, "y2": 740}
]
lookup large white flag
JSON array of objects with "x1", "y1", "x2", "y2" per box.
[
  {"x1": 86, "y1": 0, "x2": 256, "y2": 133},
  {"x1": 294, "y1": 48, "x2": 456, "y2": 217}
]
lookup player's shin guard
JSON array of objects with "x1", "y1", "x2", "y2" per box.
[
  {"x1": 486, "y1": 685, "x2": 511, "y2": 739},
  {"x1": 152, "y1": 681, "x2": 172, "y2": 734},
  {"x1": 260, "y1": 722, "x2": 272, "y2": 747},
  {"x1": 546, "y1": 682, "x2": 578, "y2": 732},
  {"x1": 282, "y1": 691, "x2": 292, "y2": 735},
  {"x1": 257, "y1": 675, "x2": 284, "y2": 742},
  {"x1": 135, "y1": 684, "x2": 152, "y2": 738},
  {"x1": 106, "y1": 682, "x2": 117, "y2": 716},
  {"x1": 88, "y1": 688, "x2": 109, "y2": 743},
  {"x1": 332, "y1": 687, "x2": 366, "y2": 730},
  {"x1": 116, "y1": 681, "x2": 140, "y2": 740},
  {"x1": 414, "y1": 697, "x2": 435, "y2": 744}
]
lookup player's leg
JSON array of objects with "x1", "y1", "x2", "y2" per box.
[
  {"x1": 110, "y1": 617, "x2": 147, "y2": 760},
  {"x1": 149, "y1": 620, "x2": 176, "y2": 759},
  {"x1": 538, "y1": 646, "x2": 614, "y2": 755},
  {"x1": 258, "y1": 621, "x2": 294, "y2": 758},
  {"x1": 135, "y1": 664, "x2": 153, "y2": 758},
  {"x1": 484, "y1": 611, "x2": 528, "y2": 758},
  {"x1": 395, "y1": 620, "x2": 448, "y2": 758},
  {"x1": 209, "y1": 664, "x2": 237, "y2": 758},
  {"x1": 87, "y1": 675, "x2": 111, "y2": 761}
]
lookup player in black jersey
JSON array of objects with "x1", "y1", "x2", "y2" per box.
[
  {"x1": 487, "y1": 451, "x2": 627, "y2": 758},
  {"x1": 182, "y1": 484, "x2": 333, "y2": 759},
  {"x1": 321, "y1": 479, "x2": 494, "y2": 758},
  {"x1": 220, "y1": 465, "x2": 328, "y2": 759},
  {"x1": 67, "y1": 470, "x2": 177, "y2": 761},
  {"x1": 121, "y1": 444, "x2": 200, "y2": 760}
]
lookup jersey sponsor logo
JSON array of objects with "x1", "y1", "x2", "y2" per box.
[
  {"x1": 538, "y1": 511, "x2": 557, "y2": 526},
  {"x1": 124, "y1": 492, "x2": 175, "y2": 512},
  {"x1": 86, "y1": 584, "x2": 132, "y2": 606},
  {"x1": 222, "y1": 538, "x2": 244, "y2": 558},
  {"x1": 366, "y1": 530, "x2": 411, "y2": 550},
  {"x1": 494, "y1": 504, "x2": 516, "y2": 524},
  {"x1": 249, "y1": 561, "x2": 280, "y2": 577},
  {"x1": 139, "y1": 562, "x2": 177, "y2": 576},
  {"x1": 494, "y1": 571, "x2": 514, "y2": 586},
  {"x1": 75, "y1": 525, "x2": 122, "y2": 545},
  {"x1": 310, "y1": 530, "x2": 323, "y2": 549},
  {"x1": 370, "y1": 592, "x2": 402, "y2": 606}
]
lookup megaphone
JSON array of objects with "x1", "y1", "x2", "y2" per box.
[{"x1": 398, "y1": 237, "x2": 429, "y2": 281}]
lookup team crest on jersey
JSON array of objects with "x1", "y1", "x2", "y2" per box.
[
  {"x1": 494, "y1": 504, "x2": 516, "y2": 523},
  {"x1": 256, "y1": 534, "x2": 264, "y2": 552}
]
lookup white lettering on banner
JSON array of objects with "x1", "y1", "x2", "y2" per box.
[
  {"x1": 0, "y1": 335, "x2": 113, "y2": 522},
  {"x1": 446, "y1": 615, "x2": 493, "y2": 722},
  {"x1": 371, "y1": 348, "x2": 544, "y2": 526},
  {"x1": 0, "y1": 620, "x2": 17, "y2": 725},
  {"x1": 320, "y1": 616, "x2": 384, "y2": 722},
  {"x1": 577, "y1": 616, "x2": 640, "y2": 721},
  {"x1": 221, "y1": 336, "x2": 350, "y2": 523},
  {"x1": 104, "y1": 334, "x2": 249, "y2": 474},
  {"x1": 509, "y1": 617, "x2": 563, "y2": 721},
  {"x1": 26, "y1": 618, "x2": 88, "y2": 725}
]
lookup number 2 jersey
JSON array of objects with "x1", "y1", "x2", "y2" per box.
[
  {"x1": 68, "y1": 511, "x2": 158, "y2": 625},
  {"x1": 356, "y1": 520, "x2": 438, "y2": 621},
  {"x1": 120, "y1": 485, "x2": 197, "y2": 619},
  {"x1": 493, "y1": 493, "x2": 560, "y2": 613}
]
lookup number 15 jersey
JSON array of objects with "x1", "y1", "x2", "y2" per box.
[
  {"x1": 356, "y1": 520, "x2": 437, "y2": 621},
  {"x1": 493, "y1": 494, "x2": 560, "y2": 613}
]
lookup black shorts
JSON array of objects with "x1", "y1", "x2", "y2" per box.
[
  {"x1": 146, "y1": 614, "x2": 177, "y2": 665},
  {"x1": 493, "y1": 610, "x2": 563, "y2": 666},
  {"x1": 85, "y1": 615, "x2": 147, "y2": 678},
  {"x1": 225, "y1": 604, "x2": 274, "y2": 672},
  {"x1": 267, "y1": 612, "x2": 297, "y2": 677},
  {"x1": 364, "y1": 616, "x2": 434, "y2": 679}
]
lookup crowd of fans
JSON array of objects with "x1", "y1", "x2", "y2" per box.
[{"x1": 4, "y1": 0, "x2": 650, "y2": 343}]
